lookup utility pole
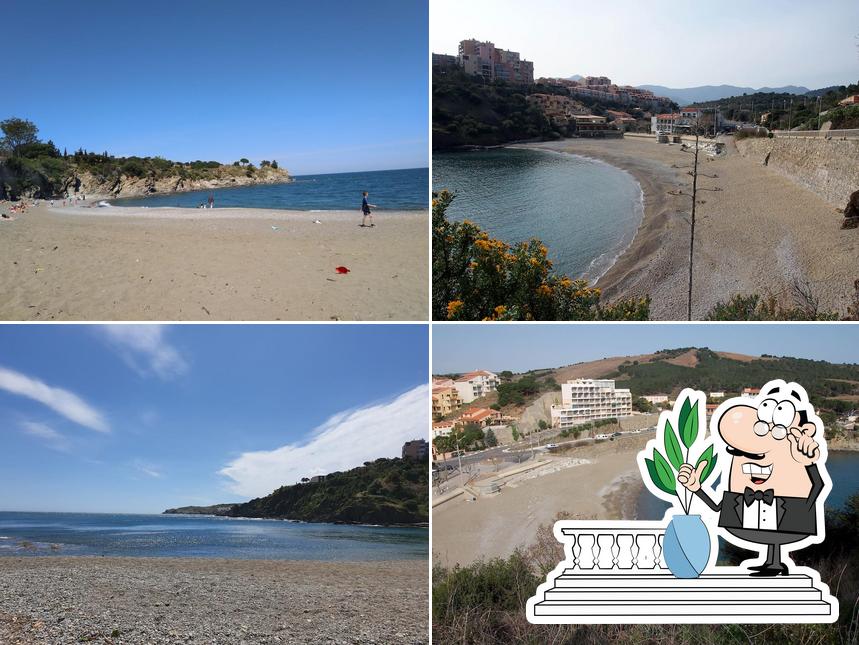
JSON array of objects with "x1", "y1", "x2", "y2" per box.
[
  {"x1": 455, "y1": 431, "x2": 464, "y2": 488},
  {"x1": 687, "y1": 125, "x2": 700, "y2": 321}
]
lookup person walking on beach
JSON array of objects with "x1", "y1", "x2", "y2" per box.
[
  {"x1": 208, "y1": 193, "x2": 215, "y2": 209},
  {"x1": 361, "y1": 191, "x2": 376, "y2": 227}
]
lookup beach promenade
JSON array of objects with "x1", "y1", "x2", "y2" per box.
[
  {"x1": 0, "y1": 557, "x2": 428, "y2": 644},
  {"x1": 432, "y1": 435, "x2": 648, "y2": 568},
  {"x1": 524, "y1": 137, "x2": 856, "y2": 319},
  {"x1": 0, "y1": 205, "x2": 427, "y2": 321}
]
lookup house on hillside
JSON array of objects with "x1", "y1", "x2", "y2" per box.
[{"x1": 453, "y1": 370, "x2": 500, "y2": 404}]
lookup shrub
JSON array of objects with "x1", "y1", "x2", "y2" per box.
[
  {"x1": 432, "y1": 190, "x2": 650, "y2": 321},
  {"x1": 706, "y1": 293, "x2": 838, "y2": 321}
]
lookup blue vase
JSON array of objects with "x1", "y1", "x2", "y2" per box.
[{"x1": 663, "y1": 514, "x2": 710, "y2": 578}]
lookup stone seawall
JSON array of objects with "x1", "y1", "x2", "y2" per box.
[{"x1": 735, "y1": 136, "x2": 859, "y2": 208}]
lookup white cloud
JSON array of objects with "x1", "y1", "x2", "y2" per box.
[
  {"x1": 20, "y1": 421, "x2": 71, "y2": 452},
  {"x1": 0, "y1": 366, "x2": 109, "y2": 432},
  {"x1": 100, "y1": 325, "x2": 188, "y2": 379},
  {"x1": 219, "y1": 385, "x2": 429, "y2": 498},
  {"x1": 134, "y1": 460, "x2": 162, "y2": 478}
]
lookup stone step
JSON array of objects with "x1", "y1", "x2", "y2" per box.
[
  {"x1": 553, "y1": 573, "x2": 814, "y2": 588},
  {"x1": 544, "y1": 586, "x2": 822, "y2": 602},
  {"x1": 532, "y1": 599, "x2": 834, "y2": 618}
]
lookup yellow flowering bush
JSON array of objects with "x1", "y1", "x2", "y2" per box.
[{"x1": 433, "y1": 190, "x2": 651, "y2": 321}]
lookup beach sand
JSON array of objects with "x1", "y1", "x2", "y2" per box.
[
  {"x1": 524, "y1": 137, "x2": 857, "y2": 319},
  {"x1": 0, "y1": 205, "x2": 427, "y2": 321},
  {"x1": 0, "y1": 557, "x2": 428, "y2": 644},
  {"x1": 432, "y1": 436, "x2": 647, "y2": 568}
]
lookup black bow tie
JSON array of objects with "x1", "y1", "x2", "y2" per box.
[{"x1": 743, "y1": 487, "x2": 774, "y2": 506}]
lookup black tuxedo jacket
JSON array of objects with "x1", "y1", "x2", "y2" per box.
[{"x1": 693, "y1": 464, "x2": 824, "y2": 537}]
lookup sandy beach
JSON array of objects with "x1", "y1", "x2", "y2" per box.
[
  {"x1": 0, "y1": 205, "x2": 427, "y2": 321},
  {"x1": 523, "y1": 137, "x2": 856, "y2": 319},
  {"x1": 0, "y1": 557, "x2": 428, "y2": 644},
  {"x1": 432, "y1": 435, "x2": 647, "y2": 568}
]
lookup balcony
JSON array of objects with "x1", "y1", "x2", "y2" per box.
[{"x1": 527, "y1": 520, "x2": 837, "y2": 624}]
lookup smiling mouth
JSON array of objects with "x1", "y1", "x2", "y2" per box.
[{"x1": 742, "y1": 462, "x2": 773, "y2": 485}]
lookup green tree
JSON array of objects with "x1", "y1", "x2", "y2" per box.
[
  {"x1": 632, "y1": 396, "x2": 654, "y2": 412},
  {"x1": 432, "y1": 190, "x2": 650, "y2": 321},
  {"x1": 271, "y1": 160, "x2": 278, "y2": 169},
  {"x1": 1, "y1": 117, "x2": 39, "y2": 156},
  {"x1": 239, "y1": 158, "x2": 250, "y2": 166},
  {"x1": 485, "y1": 428, "x2": 498, "y2": 447}
]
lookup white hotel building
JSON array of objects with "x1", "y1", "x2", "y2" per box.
[
  {"x1": 453, "y1": 370, "x2": 500, "y2": 404},
  {"x1": 550, "y1": 379, "x2": 633, "y2": 428}
]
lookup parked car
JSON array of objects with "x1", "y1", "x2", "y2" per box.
[
  {"x1": 545, "y1": 443, "x2": 558, "y2": 449},
  {"x1": 595, "y1": 433, "x2": 609, "y2": 440},
  {"x1": 609, "y1": 432, "x2": 623, "y2": 440}
]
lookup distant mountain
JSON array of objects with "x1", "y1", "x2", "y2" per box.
[
  {"x1": 164, "y1": 457, "x2": 428, "y2": 526},
  {"x1": 636, "y1": 84, "x2": 811, "y2": 105},
  {"x1": 567, "y1": 74, "x2": 584, "y2": 81}
]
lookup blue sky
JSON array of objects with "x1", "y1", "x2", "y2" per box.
[
  {"x1": 3, "y1": 0, "x2": 428, "y2": 175},
  {"x1": 431, "y1": 0, "x2": 859, "y2": 88},
  {"x1": 433, "y1": 324, "x2": 859, "y2": 374},
  {"x1": 0, "y1": 325, "x2": 428, "y2": 514}
]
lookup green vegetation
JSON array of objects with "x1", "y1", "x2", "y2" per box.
[
  {"x1": 433, "y1": 495, "x2": 859, "y2": 643},
  {"x1": 706, "y1": 293, "x2": 839, "y2": 321},
  {"x1": 690, "y1": 82, "x2": 859, "y2": 131},
  {"x1": 227, "y1": 457, "x2": 427, "y2": 525},
  {"x1": 610, "y1": 348, "x2": 859, "y2": 422},
  {"x1": 433, "y1": 69, "x2": 558, "y2": 149},
  {"x1": 432, "y1": 190, "x2": 651, "y2": 321},
  {"x1": 557, "y1": 417, "x2": 617, "y2": 439},
  {"x1": 0, "y1": 116, "x2": 277, "y2": 200},
  {"x1": 496, "y1": 374, "x2": 558, "y2": 407},
  {"x1": 433, "y1": 423, "x2": 489, "y2": 454}
]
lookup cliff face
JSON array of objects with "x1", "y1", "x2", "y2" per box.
[
  {"x1": 65, "y1": 165, "x2": 291, "y2": 200},
  {"x1": 0, "y1": 158, "x2": 291, "y2": 201}
]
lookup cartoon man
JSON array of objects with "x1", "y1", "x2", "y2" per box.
[{"x1": 677, "y1": 381, "x2": 829, "y2": 577}]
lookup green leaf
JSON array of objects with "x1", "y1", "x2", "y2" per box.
[
  {"x1": 681, "y1": 401, "x2": 699, "y2": 449},
  {"x1": 652, "y1": 449, "x2": 677, "y2": 495},
  {"x1": 663, "y1": 419, "x2": 683, "y2": 470},
  {"x1": 679, "y1": 397, "x2": 691, "y2": 434},
  {"x1": 697, "y1": 447, "x2": 717, "y2": 483},
  {"x1": 645, "y1": 457, "x2": 675, "y2": 496}
]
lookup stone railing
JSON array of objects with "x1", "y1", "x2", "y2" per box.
[{"x1": 555, "y1": 521, "x2": 668, "y2": 573}]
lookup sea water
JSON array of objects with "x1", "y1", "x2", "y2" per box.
[
  {"x1": 0, "y1": 512, "x2": 427, "y2": 560},
  {"x1": 636, "y1": 450, "x2": 859, "y2": 520},
  {"x1": 432, "y1": 148, "x2": 643, "y2": 280},
  {"x1": 111, "y1": 167, "x2": 427, "y2": 211}
]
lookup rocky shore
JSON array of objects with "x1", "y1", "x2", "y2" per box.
[{"x1": 0, "y1": 557, "x2": 428, "y2": 644}]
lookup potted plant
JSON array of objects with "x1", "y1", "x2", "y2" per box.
[{"x1": 641, "y1": 391, "x2": 717, "y2": 578}]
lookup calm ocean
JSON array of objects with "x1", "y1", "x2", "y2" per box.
[
  {"x1": 432, "y1": 148, "x2": 643, "y2": 280},
  {"x1": 636, "y1": 450, "x2": 859, "y2": 520},
  {"x1": 111, "y1": 167, "x2": 428, "y2": 211},
  {"x1": 0, "y1": 512, "x2": 428, "y2": 560}
]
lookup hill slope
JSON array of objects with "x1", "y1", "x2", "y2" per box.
[
  {"x1": 226, "y1": 457, "x2": 428, "y2": 525},
  {"x1": 636, "y1": 84, "x2": 810, "y2": 105}
]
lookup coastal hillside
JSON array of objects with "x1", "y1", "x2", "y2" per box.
[
  {"x1": 457, "y1": 348, "x2": 859, "y2": 421},
  {"x1": 0, "y1": 117, "x2": 290, "y2": 200},
  {"x1": 229, "y1": 457, "x2": 428, "y2": 525},
  {"x1": 433, "y1": 69, "x2": 557, "y2": 149},
  {"x1": 164, "y1": 458, "x2": 429, "y2": 526}
]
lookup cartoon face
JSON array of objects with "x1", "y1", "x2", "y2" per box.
[{"x1": 717, "y1": 389, "x2": 817, "y2": 498}]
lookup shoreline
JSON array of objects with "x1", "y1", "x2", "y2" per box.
[
  {"x1": 0, "y1": 556, "x2": 428, "y2": 644},
  {"x1": 518, "y1": 137, "x2": 855, "y2": 318},
  {"x1": 0, "y1": 204, "x2": 428, "y2": 321}
]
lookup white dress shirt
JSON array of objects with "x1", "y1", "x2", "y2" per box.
[{"x1": 742, "y1": 498, "x2": 778, "y2": 530}]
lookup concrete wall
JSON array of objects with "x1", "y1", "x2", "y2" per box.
[{"x1": 735, "y1": 137, "x2": 859, "y2": 208}]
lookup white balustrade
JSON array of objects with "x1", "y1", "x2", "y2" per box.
[{"x1": 558, "y1": 522, "x2": 668, "y2": 573}]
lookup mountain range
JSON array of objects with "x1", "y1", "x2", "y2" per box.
[{"x1": 566, "y1": 77, "x2": 811, "y2": 105}]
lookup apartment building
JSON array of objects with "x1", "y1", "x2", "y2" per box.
[
  {"x1": 643, "y1": 394, "x2": 668, "y2": 404},
  {"x1": 402, "y1": 439, "x2": 429, "y2": 461},
  {"x1": 432, "y1": 385, "x2": 462, "y2": 417},
  {"x1": 550, "y1": 379, "x2": 633, "y2": 428},
  {"x1": 460, "y1": 407, "x2": 502, "y2": 427},
  {"x1": 457, "y1": 39, "x2": 534, "y2": 84},
  {"x1": 453, "y1": 370, "x2": 500, "y2": 404},
  {"x1": 432, "y1": 420, "x2": 455, "y2": 439},
  {"x1": 526, "y1": 94, "x2": 588, "y2": 125}
]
